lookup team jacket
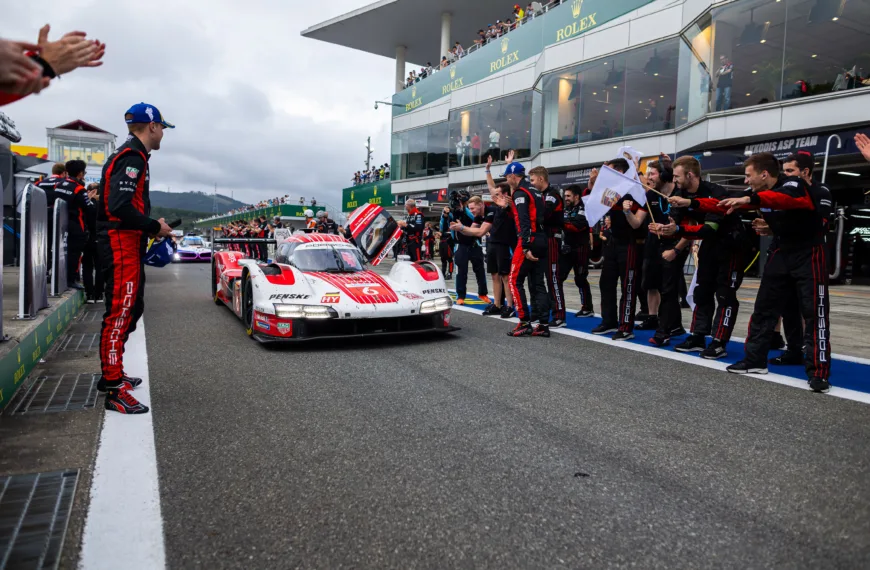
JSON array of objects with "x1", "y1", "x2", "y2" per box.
[
  {"x1": 404, "y1": 208, "x2": 424, "y2": 241},
  {"x1": 542, "y1": 186, "x2": 564, "y2": 238},
  {"x1": 54, "y1": 177, "x2": 89, "y2": 234},
  {"x1": 512, "y1": 182, "x2": 545, "y2": 251},
  {"x1": 316, "y1": 219, "x2": 338, "y2": 234},
  {"x1": 36, "y1": 175, "x2": 62, "y2": 209},
  {"x1": 97, "y1": 134, "x2": 160, "y2": 235},
  {"x1": 676, "y1": 180, "x2": 745, "y2": 247},
  {"x1": 562, "y1": 200, "x2": 590, "y2": 249}
]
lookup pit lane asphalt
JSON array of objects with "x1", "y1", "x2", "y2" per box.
[{"x1": 146, "y1": 263, "x2": 870, "y2": 569}]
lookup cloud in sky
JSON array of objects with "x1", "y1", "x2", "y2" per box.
[{"x1": 2, "y1": 0, "x2": 399, "y2": 210}]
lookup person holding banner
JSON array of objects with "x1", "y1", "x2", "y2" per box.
[{"x1": 585, "y1": 159, "x2": 648, "y2": 341}]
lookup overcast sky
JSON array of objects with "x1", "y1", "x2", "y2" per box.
[{"x1": 2, "y1": 1, "x2": 398, "y2": 211}]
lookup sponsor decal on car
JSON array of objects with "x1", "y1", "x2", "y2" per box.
[
  {"x1": 348, "y1": 283, "x2": 386, "y2": 296},
  {"x1": 269, "y1": 293, "x2": 310, "y2": 300},
  {"x1": 401, "y1": 292, "x2": 423, "y2": 300},
  {"x1": 277, "y1": 322, "x2": 292, "y2": 335},
  {"x1": 443, "y1": 312, "x2": 451, "y2": 326},
  {"x1": 422, "y1": 288, "x2": 446, "y2": 294},
  {"x1": 321, "y1": 292, "x2": 341, "y2": 303},
  {"x1": 256, "y1": 320, "x2": 271, "y2": 331}
]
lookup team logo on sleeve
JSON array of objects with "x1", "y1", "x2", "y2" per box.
[{"x1": 125, "y1": 167, "x2": 139, "y2": 179}]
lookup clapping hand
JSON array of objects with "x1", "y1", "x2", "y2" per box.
[
  {"x1": 0, "y1": 38, "x2": 48, "y2": 95},
  {"x1": 37, "y1": 25, "x2": 105, "y2": 76},
  {"x1": 855, "y1": 133, "x2": 870, "y2": 163},
  {"x1": 505, "y1": 149, "x2": 515, "y2": 163}
]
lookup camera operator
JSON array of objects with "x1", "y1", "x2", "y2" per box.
[
  {"x1": 442, "y1": 191, "x2": 491, "y2": 305},
  {"x1": 560, "y1": 185, "x2": 594, "y2": 317},
  {"x1": 397, "y1": 199, "x2": 425, "y2": 261},
  {"x1": 529, "y1": 166, "x2": 566, "y2": 328}
]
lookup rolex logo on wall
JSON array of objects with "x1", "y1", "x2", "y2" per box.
[
  {"x1": 412, "y1": 85, "x2": 416, "y2": 97},
  {"x1": 572, "y1": 0, "x2": 583, "y2": 18},
  {"x1": 501, "y1": 37, "x2": 510, "y2": 55}
]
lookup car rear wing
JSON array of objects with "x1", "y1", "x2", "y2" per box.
[{"x1": 211, "y1": 237, "x2": 277, "y2": 256}]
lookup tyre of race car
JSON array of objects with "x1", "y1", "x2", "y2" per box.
[
  {"x1": 243, "y1": 271, "x2": 254, "y2": 337},
  {"x1": 212, "y1": 260, "x2": 222, "y2": 305}
]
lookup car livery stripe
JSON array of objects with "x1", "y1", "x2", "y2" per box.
[{"x1": 304, "y1": 270, "x2": 399, "y2": 304}]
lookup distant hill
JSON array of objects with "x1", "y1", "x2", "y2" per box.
[{"x1": 150, "y1": 191, "x2": 247, "y2": 214}]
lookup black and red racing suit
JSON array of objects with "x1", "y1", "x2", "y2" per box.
[
  {"x1": 403, "y1": 207, "x2": 425, "y2": 261},
  {"x1": 510, "y1": 182, "x2": 549, "y2": 323},
  {"x1": 54, "y1": 176, "x2": 90, "y2": 284},
  {"x1": 542, "y1": 186, "x2": 565, "y2": 321},
  {"x1": 559, "y1": 192, "x2": 593, "y2": 313},
  {"x1": 96, "y1": 134, "x2": 162, "y2": 383}
]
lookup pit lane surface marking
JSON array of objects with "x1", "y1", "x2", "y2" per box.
[
  {"x1": 79, "y1": 321, "x2": 166, "y2": 570},
  {"x1": 450, "y1": 297, "x2": 870, "y2": 405}
]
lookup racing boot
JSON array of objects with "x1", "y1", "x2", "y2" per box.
[
  {"x1": 808, "y1": 377, "x2": 831, "y2": 393},
  {"x1": 770, "y1": 334, "x2": 786, "y2": 351},
  {"x1": 97, "y1": 376, "x2": 141, "y2": 392},
  {"x1": 455, "y1": 298, "x2": 465, "y2": 305},
  {"x1": 611, "y1": 330, "x2": 634, "y2": 341},
  {"x1": 770, "y1": 351, "x2": 803, "y2": 366},
  {"x1": 701, "y1": 339, "x2": 728, "y2": 360},
  {"x1": 591, "y1": 323, "x2": 618, "y2": 335},
  {"x1": 532, "y1": 323, "x2": 551, "y2": 337},
  {"x1": 547, "y1": 319, "x2": 566, "y2": 329},
  {"x1": 508, "y1": 321, "x2": 534, "y2": 337},
  {"x1": 105, "y1": 388, "x2": 149, "y2": 414},
  {"x1": 726, "y1": 360, "x2": 768, "y2": 375},
  {"x1": 675, "y1": 334, "x2": 706, "y2": 353},
  {"x1": 636, "y1": 315, "x2": 659, "y2": 331},
  {"x1": 648, "y1": 334, "x2": 670, "y2": 348}
]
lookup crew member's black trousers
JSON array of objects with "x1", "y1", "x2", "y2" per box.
[
  {"x1": 406, "y1": 240, "x2": 422, "y2": 262},
  {"x1": 82, "y1": 240, "x2": 103, "y2": 299},
  {"x1": 454, "y1": 243, "x2": 487, "y2": 299},
  {"x1": 440, "y1": 243, "x2": 454, "y2": 275},
  {"x1": 690, "y1": 241, "x2": 744, "y2": 342},
  {"x1": 599, "y1": 240, "x2": 643, "y2": 332},
  {"x1": 546, "y1": 236, "x2": 566, "y2": 320},
  {"x1": 657, "y1": 247, "x2": 690, "y2": 337},
  {"x1": 67, "y1": 231, "x2": 88, "y2": 284},
  {"x1": 559, "y1": 244, "x2": 592, "y2": 311},
  {"x1": 744, "y1": 244, "x2": 831, "y2": 380},
  {"x1": 509, "y1": 238, "x2": 549, "y2": 323}
]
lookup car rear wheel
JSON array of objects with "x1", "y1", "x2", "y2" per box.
[{"x1": 243, "y1": 272, "x2": 254, "y2": 337}]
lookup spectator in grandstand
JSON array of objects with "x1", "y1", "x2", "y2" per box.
[
  {"x1": 441, "y1": 56, "x2": 449, "y2": 69},
  {"x1": 513, "y1": 5, "x2": 525, "y2": 21},
  {"x1": 454, "y1": 42, "x2": 465, "y2": 58}
]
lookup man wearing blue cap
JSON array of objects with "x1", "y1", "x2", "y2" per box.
[{"x1": 96, "y1": 103, "x2": 174, "y2": 414}]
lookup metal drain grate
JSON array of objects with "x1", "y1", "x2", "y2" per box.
[
  {"x1": 0, "y1": 470, "x2": 78, "y2": 569},
  {"x1": 56, "y1": 333, "x2": 100, "y2": 353},
  {"x1": 77, "y1": 310, "x2": 102, "y2": 323},
  {"x1": 6, "y1": 374, "x2": 99, "y2": 415}
]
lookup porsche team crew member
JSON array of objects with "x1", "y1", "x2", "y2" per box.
[
  {"x1": 480, "y1": 154, "x2": 516, "y2": 318},
  {"x1": 397, "y1": 199, "x2": 425, "y2": 261},
  {"x1": 54, "y1": 159, "x2": 90, "y2": 288},
  {"x1": 96, "y1": 102, "x2": 174, "y2": 414},
  {"x1": 529, "y1": 166, "x2": 566, "y2": 328},
  {"x1": 437, "y1": 230, "x2": 454, "y2": 279},
  {"x1": 36, "y1": 162, "x2": 66, "y2": 273},
  {"x1": 718, "y1": 153, "x2": 832, "y2": 393},
  {"x1": 498, "y1": 161, "x2": 549, "y2": 337},
  {"x1": 663, "y1": 156, "x2": 747, "y2": 360},
  {"x1": 82, "y1": 183, "x2": 103, "y2": 303},
  {"x1": 441, "y1": 191, "x2": 490, "y2": 305},
  {"x1": 592, "y1": 159, "x2": 648, "y2": 341},
  {"x1": 767, "y1": 151, "x2": 833, "y2": 366},
  {"x1": 559, "y1": 185, "x2": 594, "y2": 317}
]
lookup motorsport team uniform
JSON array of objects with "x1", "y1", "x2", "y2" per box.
[
  {"x1": 425, "y1": 227, "x2": 436, "y2": 260},
  {"x1": 486, "y1": 202, "x2": 517, "y2": 307},
  {"x1": 404, "y1": 207, "x2": 425, "y2": 261},
  {"x1": 438, "y1": 231, "x2": 455, "y2": 278},
  {"x1": 441, "y1": 205, "x2": 488, "y2": 301},
  {"x1": 599, "y1": 197, "x2": 646, "y2": 333},
  {"x1": 676, "y1": 180, "x2": 747, "y2": 347},
  {"x1": 735, "y1": 176, "x2": 832, "y2": 381},
  {"x1": 559, "y1": 193, "x2": 593, "y2": 314},
  {"x1": 97, "y1": 134, "x2": 161, "y2": 386},
  {"x1": 541, "y1": 186, "x2": 566, "y2": 322},
  {"x1": 646, "y1": 189, "x2": 690, "y2": 339},
  {"x1": 509, "y1": 182, "x2": 549, "y2": 324},
  {"x1": 36, "y1": 174, "x2": 62, "y2": 273},
  {"x1": 82, "y1": 194, "x2": 103, "y2": 301},
  {"x1": 54, "y1": 176, "x2": 90, "y2": 285}
]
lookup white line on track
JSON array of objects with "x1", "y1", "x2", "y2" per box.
[
  {"x1": 451, "y1": 305, "x2": 870, "y2": 406},
  {"x1": 79, "y1": 320, "x2": 166, "y2": 570}
]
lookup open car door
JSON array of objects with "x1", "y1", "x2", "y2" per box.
[{"x1": 346, "y1": 203, "x2": 403, "y2": 266}]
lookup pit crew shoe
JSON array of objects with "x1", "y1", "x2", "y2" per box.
[
  {"x1": 770, "y1": 334, "x2": 786, "y2": 351},
  {"x1": 591, "y1": 323, "x2": 618, "y2": 335},
  {"x1": 455, "y1": 298, "x2": 465, "y2": 305},
  {"x1": 478, "y1": 295, "x2": 492, "y2": 304},
  {"x1": 482, "y1": 304, "x2": 501, "y2": 316},
  {"x1": 96, "y1": 376, "x2": 141, "y2": 393},
  {"x1": 575, "y1": 309, "x2": 594, "y2": 318},
  {"x1": 548, "y1": 319, "x2": 566, "y2": 329},
  {"x1": 648, "y1": 334, "x2": 670, "y2": 347},
  {"x1": 531, "y1": 324, "x2": 551, "y2": 337},
  {"x1": 611, "y1": 331, "x2": 634, "y2": 341},
  {"x1": 808, "y1": 377, "x2": 831, "y2": 393},
  {"x1": 508, "y1": 322, "x2": 534, "y2": 337},
  {"x1": 770, "y1": 351, "x2": 803, "y2": 366},
  {"x1": 445, "y1": 273, "x2": 452, "y2": 280},
  {"x1": 726, "y1": 360, "x2": 768, "y2": 375},
  {"x1": 500, "y1": 305, "x2": 515, "y2": 319},
  {"x1": 701, "y1": 340, "x2": 728, "y2": 360},
  {"x1": 105, "y1": 388, "x2": 149, "y2": 414},
  {"x1": 636, "y1": 316, "x2": 659, "y2": 330},
  {"x1": 671, "y1": 326, "x2": 687, "y2": 337},
  {"x1": 675, "y1": 334, "x2": 706, "y2": 353}
]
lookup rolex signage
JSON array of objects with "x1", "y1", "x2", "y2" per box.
[
  {"x1": 391, "y1": 0, "x2": 654, "y2": 116},
  {"x1": 342, "y1": 180, "x2": 394, "y2": 212}
]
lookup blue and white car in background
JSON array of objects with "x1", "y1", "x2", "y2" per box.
[{"x1": 173, "y1": 236, "x2": 212, "y2": 263}]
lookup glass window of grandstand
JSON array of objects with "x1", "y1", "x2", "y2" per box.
[
  {"x1": 390, "y1": 126, "x2": 429, "y2": 181},
  {"x1": 780, "y1": 0, "x2": 870, "y2": 99},
  {"x1": 677, "y1": 21, "x2": 713, "y2": 126},
  {"x1": 427, "y1": 122, "x2": 449, "y2": 176},
  {"x1": 500, "y1": 91, "x2": 534, "y2": 160},
  {"x1": 447, "y1": 91, "x2": 533, "y2": 168},
  {"x1": 622, "y1": 39, "x2": 679, "y2": 136}
]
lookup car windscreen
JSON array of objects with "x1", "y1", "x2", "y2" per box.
[
  {"x1": 182, "y1": 238, "x2": 204, "y2": 247},
  {"x1": 292, "y1": 246, "x2": 365, "y2": 272}
]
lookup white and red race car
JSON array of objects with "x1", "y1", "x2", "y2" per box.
[{"x1": 211, "y1": 204, "x2": 457, "y2": 342}]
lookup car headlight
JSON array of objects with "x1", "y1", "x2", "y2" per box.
[
  {"x1": 420, "y1": 296, "x2": 453, "y2": 314},
  {"x1": 173, "y1": 253, "x2": 180, "y2": 260},
  {"x1": 273, "y1": 304, "x2": 333, "y2": 319}
]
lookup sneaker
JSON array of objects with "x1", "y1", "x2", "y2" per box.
[
  {"x1": 105, "y1": 388, "x2": 149, "y2": 414},
  {"x1": 770, "y1": 334, "x2": 786, "y2": 351},
  {"x1": 444, "y1": 273, "x2": 452, "y2": 280},
  {"x1": 478, "y1": 295, "x2": 492, "y2": 304},
  {"x1": 636, "y1": 316, "x2": 659, "y2": 330},
  {"x1": 455, "y1": 298, "x2": 465, "y2": 305},
  {"x1": 611, "y1": 330, "x2": 634, "y2": 341},
  {"x1": 86, "y1": 296, "x2": 95, "y2": 304},
  {"x1": 574, "y1": 309, "x2": 594, "y2": 318},
  {"x1": 482, "y1": 304, "x2": 501, "y2": 316},
  {"x1": 508, "y1": 322, "x2": 533, "y2": 337},
  {"x1": 548, "y1": 319, "x2": 566, "y2": 329},
  {"x1": 591, "y1": 323, "x2": 618, "y2": 335},
  {"x1": 726, "y1": 360, "x2": 768, "y2": 375},
  {"x1": 770, "y1": 351, "x2": 803, "y2": 366},
  {"x1": 671, "y1": 326, "x2": 687, "y2": 337},
  {"x1": 674, "y1": 334, "x2": 706, "y2": 353},
  {"x1": 531, "y1": 324, "x2": 551, "y2": 337},
  {"x1": 701, "y1": 339, "x2": 728, "y2": 360},
  {"x1": 649, "y1": 334, "x2": 670, "y2": 347},
  {"x1": 808, "y1": 377, "x2": 831, "y2": 393},
  {"x1": 500, "y1": 305, "x2": 515, "y2": 319}
]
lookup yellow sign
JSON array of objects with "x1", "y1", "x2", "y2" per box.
[
  {"x1": 405, "y1": 97, "x2": 423, "y2": 111},
  {"x1": 11, "y1": 145, "x2": 48, "y2": 159},
  {"x1": 556, "y1": 0, "x2": 597, "y2": 42},
  {"x1": 572, "y1": 0, "x2": 584, "y2": 18},
  {"x1": 411, "y1": 85, "x2": 416, "y2": 98}
]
